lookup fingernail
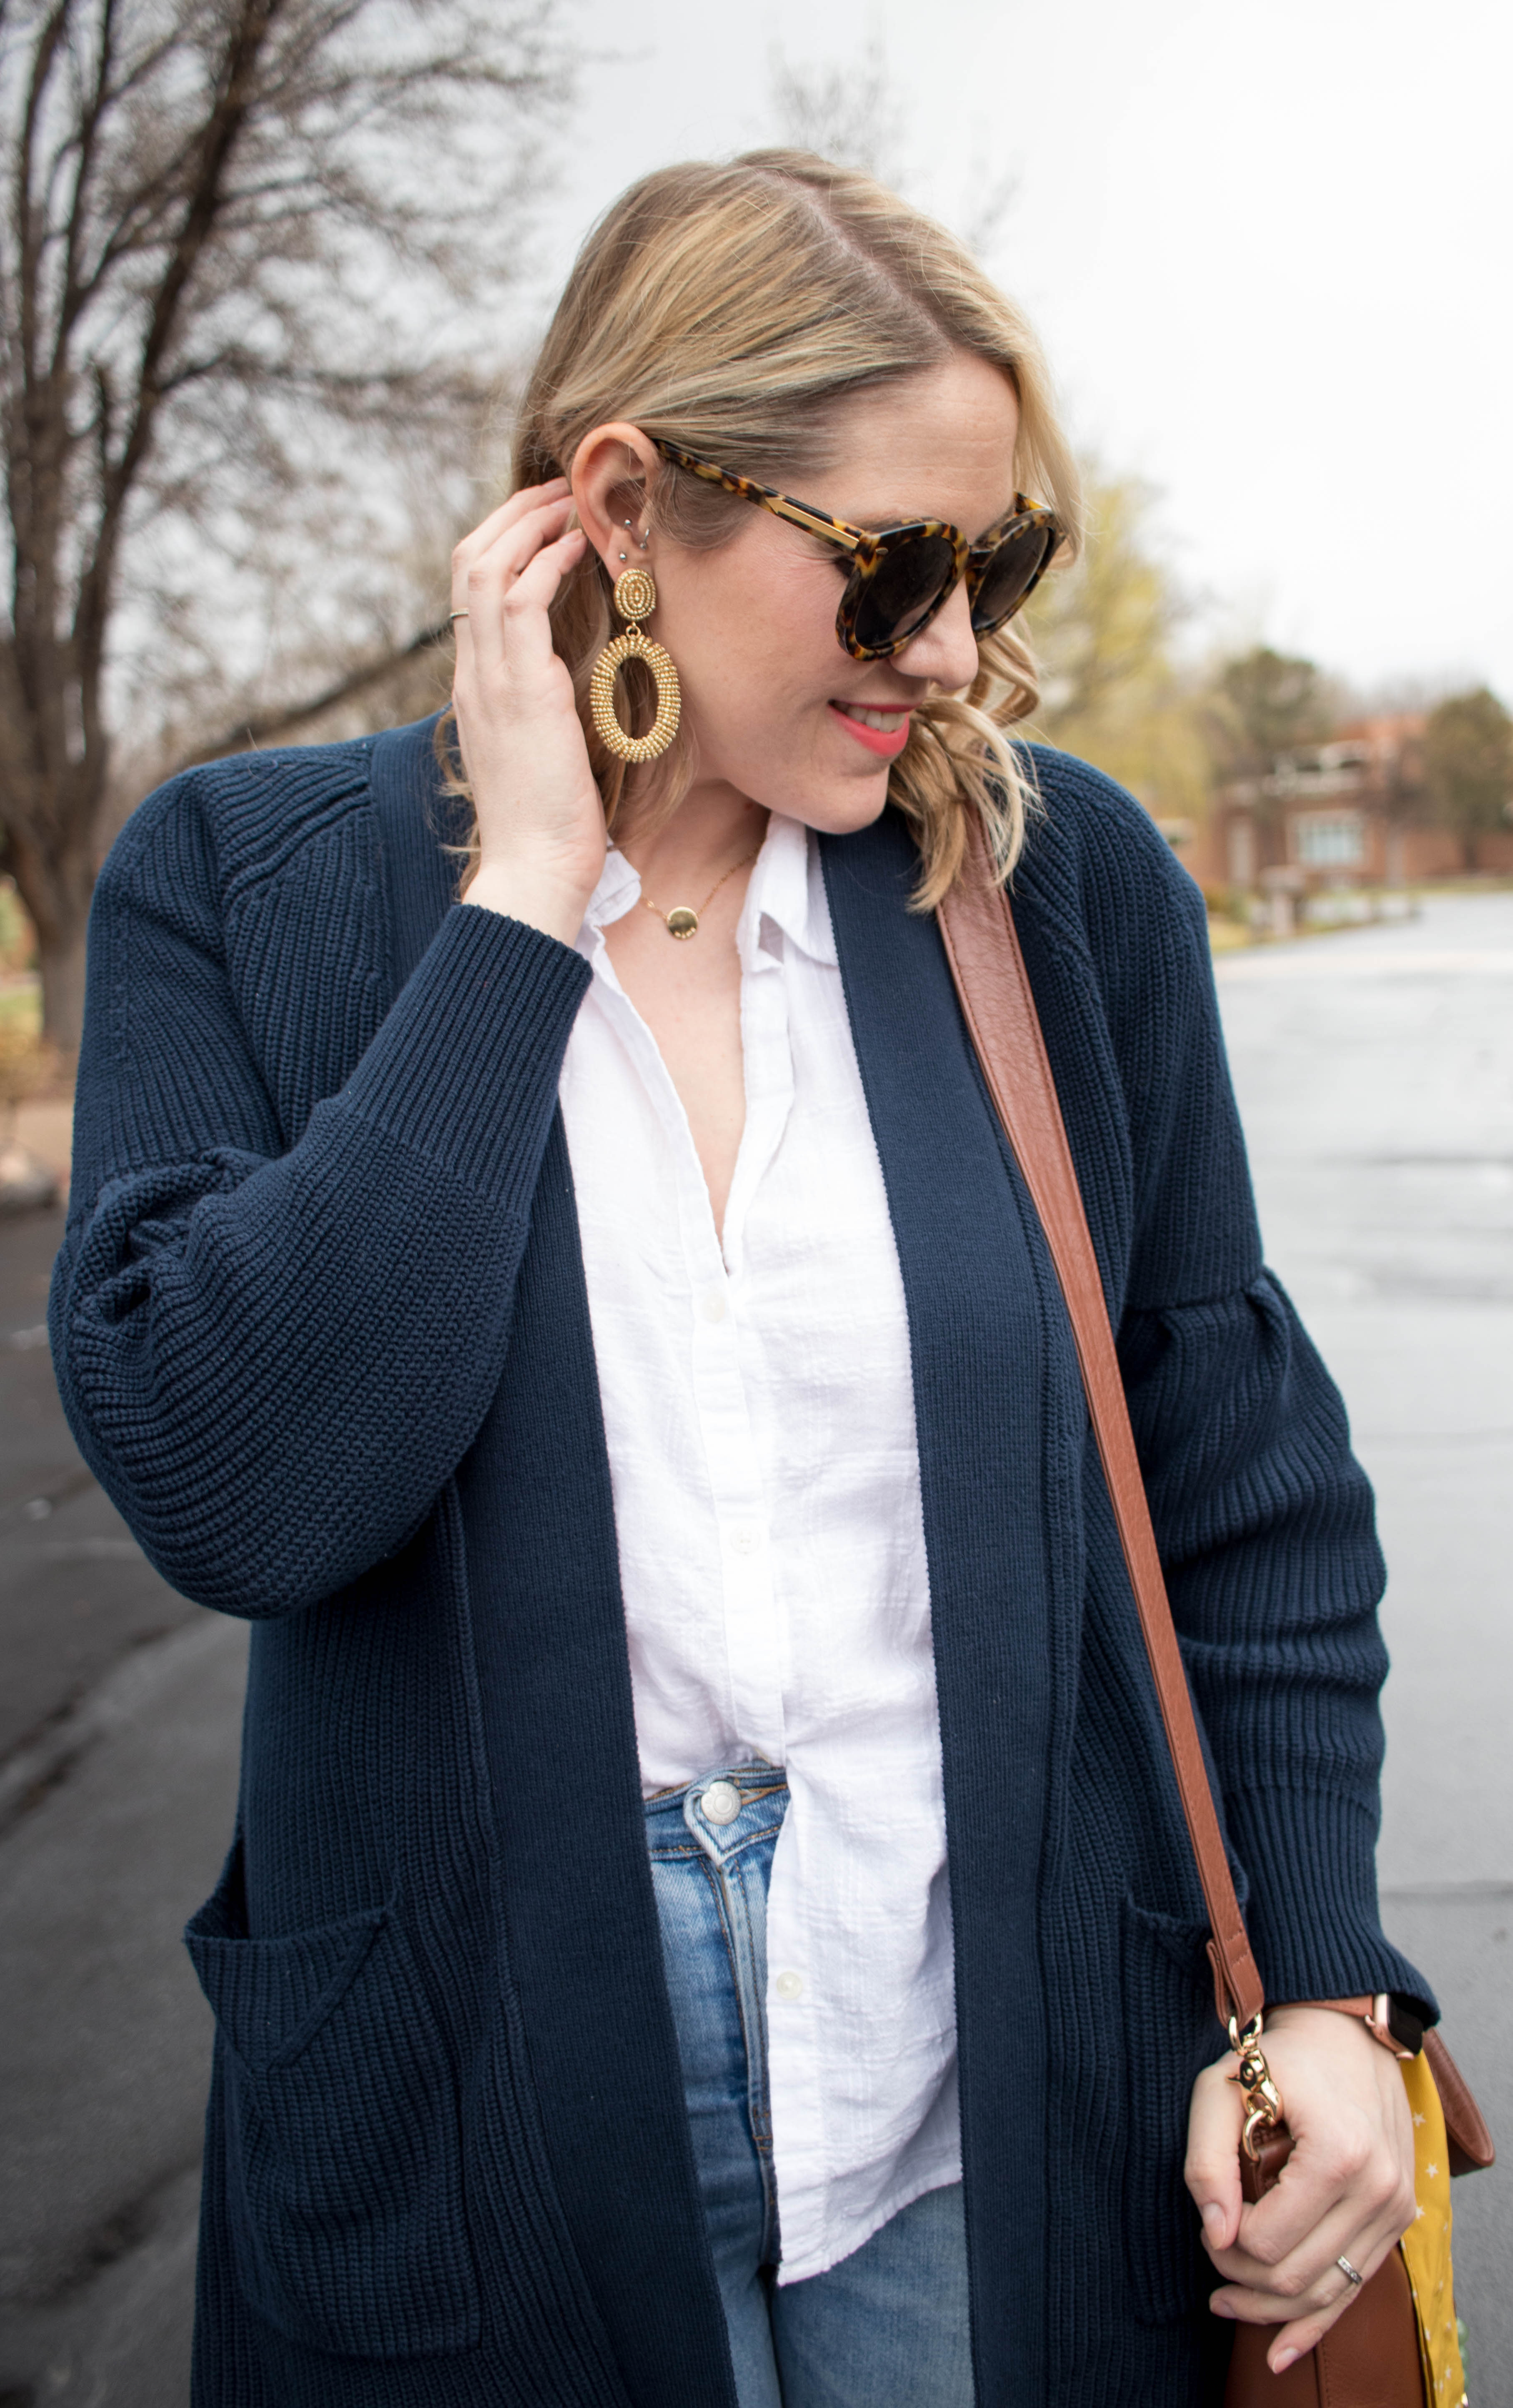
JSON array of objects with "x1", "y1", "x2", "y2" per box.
[
  {"x1": 1210, "y1": 2300, "x2": 1235, "y2": 2321},
  {"x1": 1201, "y1": 2203, "x2": 1226, "y2": 2240},
  {"x1": 1272, "y1": 2350, "x2": 1298, "y2": 2374}
]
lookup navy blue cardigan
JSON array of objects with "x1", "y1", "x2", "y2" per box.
[{"x1": 51, "y1": 717, "x2": 1429, "y2": 2406}]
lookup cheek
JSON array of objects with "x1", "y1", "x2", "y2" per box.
[
  {"x1": 667, "y1": 566, "x2": 893, "y2": 834},
  {"x1": 666, "y1": 549, "x2": 845, "y2": 736}
]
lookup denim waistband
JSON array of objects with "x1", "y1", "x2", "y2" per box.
[{"x1": 643, "y1": 1760, "x2": 789, "y2": 1864}]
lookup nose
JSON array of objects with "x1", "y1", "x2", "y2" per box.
[{"x1": 894, "y1": 574, "x2": 979, "y2": 692}]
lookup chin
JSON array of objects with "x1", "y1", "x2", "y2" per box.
[
  {"x1": 754, "y1": 777, "x2": 889, "y2": 840},
  {"x1": 704, "y1": 722, "x2": 895, "y2": 839},
  {"x1": 810, "y1": 783, "x2": 894, "y2": 837},
  {"x1": 750, "y1": 750, "x2": 894, "y2": 838}
]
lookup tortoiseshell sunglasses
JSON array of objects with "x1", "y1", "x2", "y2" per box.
[{"x1": 651, "y1": 436, "x2": 1062, "y2": 663}]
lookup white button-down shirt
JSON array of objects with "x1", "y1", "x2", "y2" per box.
[{"x1": 557, "y1": 813, "x2": 961, "y2": 2283}]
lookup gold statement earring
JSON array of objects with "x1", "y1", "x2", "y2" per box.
[{"x1": 589, "y1": 565, "x2": 681, "y2": 764}]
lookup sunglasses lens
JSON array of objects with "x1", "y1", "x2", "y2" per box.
[
  {"x1": 849, "y1": 534, "x2": 959, "y2": 654},
  {"x1": 971, "y1": 522, "x2": 1055, "y2": 632}
]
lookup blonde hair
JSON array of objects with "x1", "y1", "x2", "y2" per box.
[{"x1": 448, "y1": 150, "x2": 1081, "y2": 903}]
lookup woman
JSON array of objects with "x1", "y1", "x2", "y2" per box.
[{"x1": 52, "y1": 153, "x2": 1428, "y2": 2406}]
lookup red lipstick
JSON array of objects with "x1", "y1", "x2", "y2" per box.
[{"x1": 828, "y1": 702, "x2": 912, "y2": 760}]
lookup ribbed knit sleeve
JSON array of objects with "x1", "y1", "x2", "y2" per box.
[
  {"x1": 1118, "y1": 1282, "x2": 1429, "y2": 2012},
  {"x1": 1026, "y1": 752, "x2": 1431, "y2": 2014},
  {"x1": 50, "y1": 774, "x2": 590, "y2": 1619}
]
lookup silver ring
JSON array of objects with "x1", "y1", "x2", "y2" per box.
[
  {"x1": 448, "y1": 609, "x2": 469, "y2": 624},
  {"x1": 1335, "y1": 2254, "x2": 1363, "y2": 2292}
]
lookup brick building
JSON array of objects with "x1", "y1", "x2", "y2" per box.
[{"x1": 1174, "y1": 712, "x2": 1513, "y2": 896}]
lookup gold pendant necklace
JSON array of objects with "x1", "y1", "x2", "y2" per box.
[{"x1": 639, "y1": 842, "x2": 763, "y2": 941}]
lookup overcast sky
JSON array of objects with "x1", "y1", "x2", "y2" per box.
[{"x1": 530, "y1": 0, "x2": 1511, "y2": 703}]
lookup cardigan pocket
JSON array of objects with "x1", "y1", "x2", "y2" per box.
[
  {"x1": 1119, "y1": 1894, "x2": 1227, "y2": 2326},
  {"x1": 186, "y1": 1852, "x2": 481, "y2": 2360}
]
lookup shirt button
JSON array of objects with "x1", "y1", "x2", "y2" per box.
[
  {"x1": 774, "y1": 1970, "x2": 804, "y2": 2002},
  {"x1": 727, "y1": 1525, "x2": 762, "y2": 1557},
  {"x1": 700, "y1": 1288, "x2": 727, "y2": 1323},
  {"x1": 700, "y1": 1780, "x2": 742, "y2": 1826}
]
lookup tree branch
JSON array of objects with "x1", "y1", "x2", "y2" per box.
[
  {"x1": 53, "y1": 0, "x2": 118, "y2": 362},
  {"x1": 15, "y1": 0, "x2": 70, "y2": 390},
  {"x1": 74, "y1": 0, "x2": 283, "y2": 685},
  {"x1": 176, "y1": 618, "x2": 448, "y2": 767}
]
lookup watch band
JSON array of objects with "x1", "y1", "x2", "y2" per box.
[{"x1": 1306, "y1": 1992, "x2": 1423, "y2": 2059}]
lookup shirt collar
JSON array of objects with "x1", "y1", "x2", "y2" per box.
[
  {"x1": 741, "y1": 812, "x2": 838, "y2": 969},
  {"x1": 577, "y1": 811, "x2": 837, "y2": 971},
  {"x1": 578, "y1": 845, "x2": 641, "y2": 949}
]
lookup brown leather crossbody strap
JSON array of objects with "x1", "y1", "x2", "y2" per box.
[{"x1": 937, "y1": 819, "x2": 1265, "y2": 2034}]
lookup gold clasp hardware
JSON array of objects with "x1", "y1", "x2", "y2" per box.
[{"x1": 1227, "y1": 2011, "x2": 1284, "y2": 2161}]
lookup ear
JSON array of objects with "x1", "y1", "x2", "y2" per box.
[{"x1": 570, "y1": 422, "x2": 661, "y2": 584}]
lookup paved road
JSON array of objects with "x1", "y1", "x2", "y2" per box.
[
  {"x1": 0, "y1": 888, "x2": 1508, "y2": 2403},
  {"x1": 0, "y1": 1204, "x2": 245, "y2": 2404}
]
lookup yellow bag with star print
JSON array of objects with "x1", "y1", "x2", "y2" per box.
[{"x1": 1401, "y1": 2049, "x2": 1467, "y2": 2407}]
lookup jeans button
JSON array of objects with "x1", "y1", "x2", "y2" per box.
[{"x1": 701, "y1": 1780, "x2": 742, "y2": 1826}]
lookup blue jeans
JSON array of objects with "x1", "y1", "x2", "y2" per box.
[{"x1": 644, "y1": 1763, "x2": 975, "y2": 2408}]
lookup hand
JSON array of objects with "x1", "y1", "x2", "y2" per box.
[
  {"x1": 449, "y1": 478, "x2": 604, "y2": 943},
  {"x1": 1185, "y1": 2004, "x2": 1416, "y2": 2375}
]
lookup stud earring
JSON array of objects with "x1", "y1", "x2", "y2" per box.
[{"x1": 590, "y1": 567, "x2": 681, "y2": 763}]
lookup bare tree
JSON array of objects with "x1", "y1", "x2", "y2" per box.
[
  {"x1": 768, "y1": 48, "x2": 907, "y2": 187},
  {"x1": 2, "y1": 0, "x2": 564, "y2": 1049},
  {"x1": 767, "y1": 45, "x2": 1017, "y2": 262}
]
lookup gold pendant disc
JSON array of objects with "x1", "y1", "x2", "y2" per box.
[{"x1": 666, "y1": 907, "x2": 699, "y2": 939}]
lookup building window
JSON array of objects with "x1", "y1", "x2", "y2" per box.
[{"x1": 1294, "y1": 813, "x2": 1365, "y2": 867}]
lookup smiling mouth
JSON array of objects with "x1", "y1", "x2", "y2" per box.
[{"x1": 828, "y1": 700, "x2": 912, "y2": 758}]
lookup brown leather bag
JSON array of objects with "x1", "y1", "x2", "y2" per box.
[{"x1": 936, "y1": 823, "x2": 1493, "y2": 2405}]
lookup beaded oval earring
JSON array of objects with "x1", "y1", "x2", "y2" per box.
[{"x1": 589, "y1": 568, "x2": 681, "y2": 764}]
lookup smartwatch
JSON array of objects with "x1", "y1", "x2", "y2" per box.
[{"x1": 1306, "y1": 1992, "x2": 1424, "y2": 2059}]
